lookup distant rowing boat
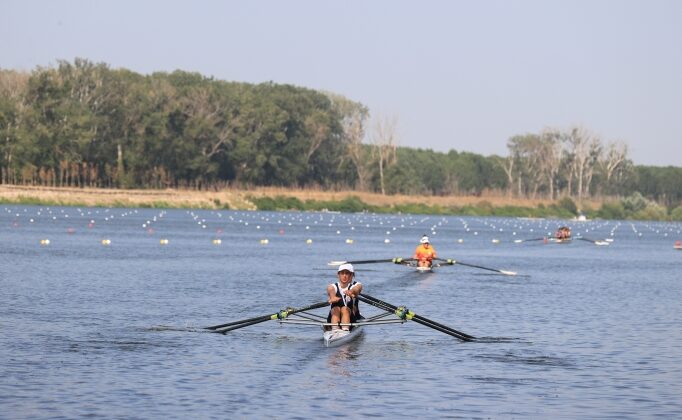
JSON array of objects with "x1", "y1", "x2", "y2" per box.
[{"x1": 547, "y1": 238, "x2": 572, "y2": 244}]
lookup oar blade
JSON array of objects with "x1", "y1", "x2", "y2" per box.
[{"x1": 436, "y1": 258, "x2": 518, "y2": 276}]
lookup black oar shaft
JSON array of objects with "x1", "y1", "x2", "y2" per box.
[
  {"x1": 330, "y1": 258, "x2": 414, "y2": 265},
  {"x1": 215, "y1": 317, "x2": 271, "y2": 333},
  {"x1": 361, "y1": 294, "x2": 475, "y2": 340},
  {"x1": 206, "y1": 314, "x2": 272, "y2": 330},
  {"x1": 205, "y1": 301, "x2": 328, "y2": 332},
  {"x1": 358, "y1": 294, "x2": 475, "y2": 341}
]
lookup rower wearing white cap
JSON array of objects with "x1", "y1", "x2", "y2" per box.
[
  {"x1": 326, "y1": 263, "x2": 363, "y2": 331},
  {"x1": 414, "y1": 235, "x2": 437, "y2": 268}
]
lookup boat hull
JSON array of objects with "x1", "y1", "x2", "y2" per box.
[{"x1": 323, "y1": 326, "x2": 363, "y2": 347}]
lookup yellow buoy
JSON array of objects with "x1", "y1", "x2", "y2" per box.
[
  {"x1": 40, "y1": 239, "x2": 50, "y2": 246},
  {"x1": 212, "y1": 239, "x2": 222, "y2": 245},
  {"x1": 305, "y1": 239, "x2": 313, "y2": 244},
  {"x1": 101, "y1": 239, "x2": 111, "y2": 246},
  {"x1": 260, "y1": 239, "x2": 269, "y2": 245},
  {"x1": 345, "y1": 239, "x2": 354, "y2": 244},
  {"x1": 160, "y1": 239, "x2": 169, "y2": 245},
  {"x1": 492, "y1": 239, "x2": 500, "y2": 244}
]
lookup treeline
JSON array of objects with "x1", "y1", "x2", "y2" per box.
[{"x1": 1, "y1": 59, "x2": 681, "y2": 210}]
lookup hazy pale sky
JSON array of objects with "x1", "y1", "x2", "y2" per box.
[{"x1": 2, "y1": 0, "x2": 681, "y2": 166}]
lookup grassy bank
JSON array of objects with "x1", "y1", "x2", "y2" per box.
[
  {"x1": 0, "y1": 184, "x2": 587, "y2": 218},
  {"x1": 2, "y1": 184, "x2": 677, "y2": 220}
]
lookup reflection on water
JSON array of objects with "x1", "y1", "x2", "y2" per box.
[{"x1": 326, "y1": 333, "x2": 366, "y2": 377}]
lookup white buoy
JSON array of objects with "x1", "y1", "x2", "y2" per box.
[
  {"x1": 212, "y1": 239, "x2": 222, "y2": 245},
  {"x1": 160, "y1": 239, "x2": 169, "y2": 245},
  {"x1": 345, "y1": 239, "x2": 354, "y2": 244},
  {"x1": 306, "y1": 239, "x2": 313, "y2": 244},
  {"x1": 101, "y1": 239, "x2": 111, "y2": 246},
  {"x1": 260, "y1": 239, "x2": 269, "y2": 244}
]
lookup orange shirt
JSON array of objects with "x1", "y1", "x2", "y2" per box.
[{"x1": 414, "y1": 244, "x2": 436, "y2": 261}]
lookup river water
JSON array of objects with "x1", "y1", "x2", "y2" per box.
[{"x1": 1, "y1": 205, "x2": 681, "y2": 418}]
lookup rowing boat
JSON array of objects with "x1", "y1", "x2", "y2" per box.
[
  {"x1": 328, "y1": 257, "x2": 517, "y2": 276},
  {"x1": 415, "y1": 265, "x2": 433, "y2": 273},
  {"x1": 547, "y1": 238, "x2": 572, "y2": 244},
  {"x1": 323, "y1": 323, "x2": 364, "y2": 347},
  {"x1": 205, "y1": 293, "x2": 476, "y2": 346}
]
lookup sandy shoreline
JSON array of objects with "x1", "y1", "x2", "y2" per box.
[{"x1": 0, "y1": 184, "x2": 568, "y2": 210}]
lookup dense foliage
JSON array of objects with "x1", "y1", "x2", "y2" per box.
[{"x1": 1, "y1": 59, "x2": 680, "y2": 214}]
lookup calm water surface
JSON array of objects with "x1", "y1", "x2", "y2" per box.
[{"x1": 1, "y1": 205, "x2": 681, "y2": 418}]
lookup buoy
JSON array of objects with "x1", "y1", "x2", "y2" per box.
[
  {"x1": 101, "y1": 239, "x2": 111, "y2": 246},
  {"x1": 40, "y1": 239, "x2": 50, "y2": 246},
  {"x1": 345, "y1": 239, "x2": 354, "y2": 244},
  {"x1": 457, "y1": 239, "x2": 464, "y2": 243},
  {"x1": 305, "y1": 239, "x2": 313, "y2": 244},
  {"x1": 260, "y1": 239, "x2": 269, "y2": 245},
  {"x1": 384, "y1": 238, "x2": 391, "y2": 244},
  {"x1": 212, "y1": 239, "x2": 222, "y2": 245},
  {"x1": 492, "y1": 239, "x2": 500, "y2": 244},
  {"x1": 160, "y1": 239, "x2": 169, "y2": 245}
]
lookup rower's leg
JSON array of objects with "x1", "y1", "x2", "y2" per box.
[
  {"x1": 330, "y1": 306, "x2": 342, "y2": 330},
  {"x1": 340, "y1": 307, "x2": 351, "y2": 331}
]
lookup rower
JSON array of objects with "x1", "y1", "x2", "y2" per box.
[
  {"x1": 555, "y1": 226, "x2": 571, "y2": 240},
  {"x1": 326, "y1": 263, "x2": 363, "y2": 331},
  {"x1": 414, "y1": 235, "x2": 437, "y2": 267}
]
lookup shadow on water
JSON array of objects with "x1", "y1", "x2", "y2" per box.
[
  {"x1": 474, "y1": 336, "x2": 528, "y2": 344},
  {"x1": 474, "y1": 350, "x2": 573, "y2": 368}
]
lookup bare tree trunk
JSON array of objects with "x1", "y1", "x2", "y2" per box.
[{"x1": 371, "y1": 114, "x2": 398, "y2": 195}]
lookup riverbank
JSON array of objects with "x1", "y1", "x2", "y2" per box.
[{"x1": 0, "y1": 184, "x2": 597, "y2": 218}]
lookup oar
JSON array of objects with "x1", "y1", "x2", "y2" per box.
[
  {"x1": 436, "y1": 258, "x2": 517, "y2": 276},
  {"x1": 513, "y1": 237, "x2": 546, "y2": 243},
  {"x1": 357, "y1": 293, "x2": 475, "y2": 342},
  {"x1": 577, "y1": 237, "x2": 610, "y2": 246},
  {"x1": 205, "y1": 301, "x2": 328, "y2": 333},
  {"x1": 328, "y1": 257, "x2": 413, "y2": 266}
]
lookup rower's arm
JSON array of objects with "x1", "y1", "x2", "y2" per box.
[
  {"x1": 327, "y1": 284, "x2": 340, "y2": 304},
  {"x1": 347, "y1": 282, "x2": 362, "y2": 298}
]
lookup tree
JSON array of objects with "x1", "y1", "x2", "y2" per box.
[
  {"x1": 507, "y1": 134, "x2": 544, "y2": 198},
  {"x1": 371, "y1": 114, "x2": 398, "y2": 195},
  {"x1": 0, "y1": 70, "x2": 31, "y2": 184},
  {"x1": 598, "y1": 140, "x2": 628, "y2": 196},
  {"x1": 537, "y1": 129, "x2": 564, "y2": 199},
  {"x1": 326, "y1": 93, "x2": 370, "y2": 191},
  {"x1": 564, "y1": 126, "x2": 601, "y2": 203}
]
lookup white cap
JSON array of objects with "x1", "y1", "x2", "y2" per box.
[
  {"x1": 420, "y1": 236, "x2": 430, "y2": 244},
  {"x1": 337, "y1": 263, "x2": 354, "y2": 273}
]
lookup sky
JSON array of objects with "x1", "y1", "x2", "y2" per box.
[{"x1": 2, "y1": 0, "x2": 681, "y2": 166}]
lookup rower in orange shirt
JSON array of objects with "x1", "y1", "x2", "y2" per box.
[{"x1": 414, "y1": 235, "x2": 437, "y2": 268}]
